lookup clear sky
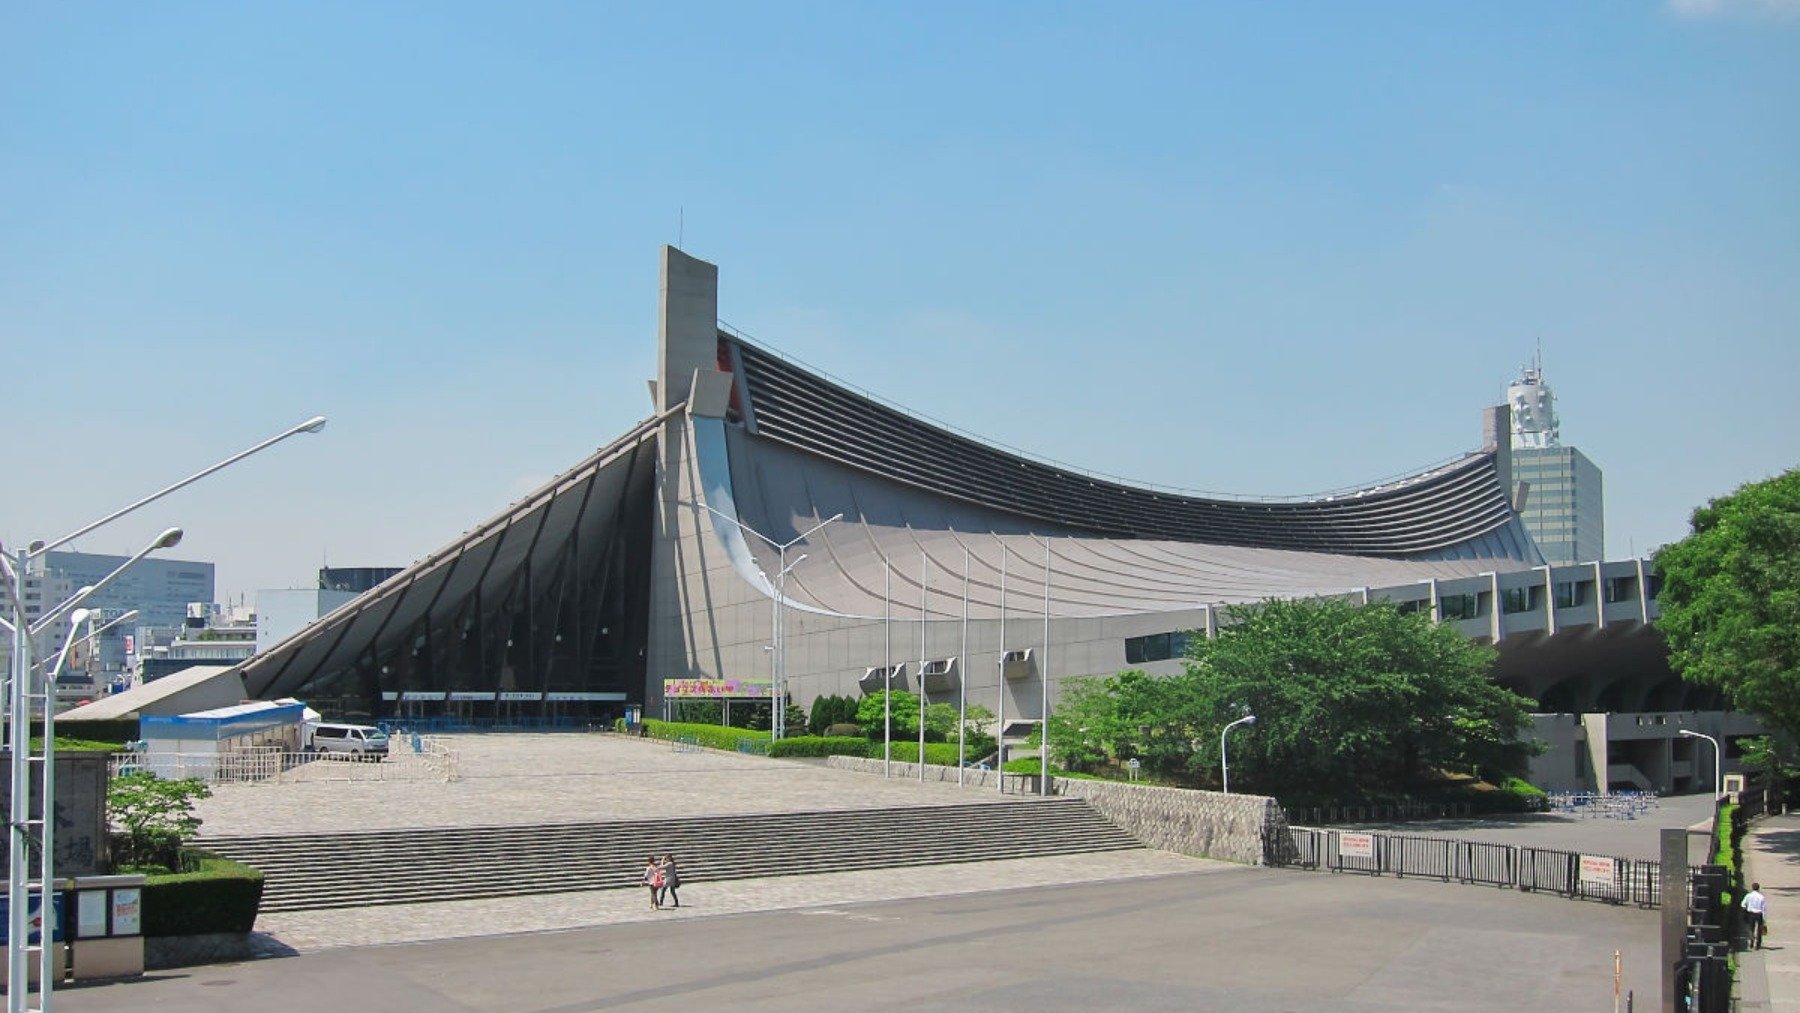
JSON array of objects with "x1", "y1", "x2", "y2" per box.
[{"x1": 3, "y1": 1, "x2": 1795, "y2": 604}]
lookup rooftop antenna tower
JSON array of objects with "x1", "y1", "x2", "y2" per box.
[{"x1": 1507, "y1": 348, "x2": 1560, "y2": 450}]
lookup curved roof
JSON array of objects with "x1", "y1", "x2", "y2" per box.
[{"x1": 728, "y1": 337, "x2": 1523, "y2": 558}]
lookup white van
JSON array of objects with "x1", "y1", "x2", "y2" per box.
[{"x1": 306, "y1": 723, "x2": 389, "y2": 760}]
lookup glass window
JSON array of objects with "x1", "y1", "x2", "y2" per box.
[
  {"x1": 1439, "y1": 594, "x2": 1479, "y2": 621},
  {"x1": 1553, "y1": 581, "x2": 1585, "y2": 609}
]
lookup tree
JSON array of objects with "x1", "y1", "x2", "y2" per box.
[
  {"x1": 1187, "y1": 598, "x2": 1533, "y2": 798},
  {"x1": 107, "y1": 772, "x2": 213, "y2": 872},
  {"x1": 855, "y1": 690, "x2": 923, "y2": 739},
  {"x1": 1655, "y1": 469, "x2": 1800, "y2": 735},
  {"x1": 1047, "y1": 597, "x2": 1534, "y2": 798}
]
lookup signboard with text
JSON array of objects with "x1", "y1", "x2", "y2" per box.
[
  {"x1": 663, "y1": 679, "x2": 775, "y2": 699},
  {"x1": 1579, "y1": 855, "x2": 1617, "y2": 887},
  {"x1": 1337, "y1": 832, "x2": 1376, "y2": 860}
]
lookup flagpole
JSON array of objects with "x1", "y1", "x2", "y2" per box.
[
  {"x1": 883, "y1": 562, "x2": 892, "y2": 778},
  {"x1": 918, "y1": 553, "x2": 927, "y2": 783},
  {"x1": 958, "y1": 548, "x2": 969, "y2": 787},
  {"x1": 997, "y1": 542, "x2": 1006, "y2": 795},
  {"x1": 1041, "y1": 537, "x2": 1051, "y2": 797}
]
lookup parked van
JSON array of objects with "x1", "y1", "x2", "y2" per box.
[{"x1": 306, "y1": 723, "x2": 389, "y2": 760}]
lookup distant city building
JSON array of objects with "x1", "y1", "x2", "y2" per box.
[
  {"x1": 139, "y1": 602, "x2": 256, "y2": 682},
  {"x1": 1507, "y1": 361, "x2": 1605, "y2": 566},
  {"x1": 320, "y1": 566, "x2": 401, "y2": 594},
  {"x1": 1, "y1": 551, "x2": 215, "y2": 683}
]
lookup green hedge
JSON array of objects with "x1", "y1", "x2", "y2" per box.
[
  {"x1": 769, "y1": 736, "x2": 872, "y2": 758},
  {"x1": 878, "y1": 741, "x2": 972, "y2": 767},
  {"x1": 618, "y1": 718, "x2": 771, "y2": 752},
  {"x1": 53, "y1": 718, "x2": 138, "y2": 745},
  {"x1": 141, "y1": 853, "x2": 264, "y2": 937}
]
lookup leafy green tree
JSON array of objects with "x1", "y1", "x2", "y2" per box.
[
  {"x1": 1655, "y1": 469, "x2": 1800, "y2": 734},
  {"x1": 107, "y1": 772, "x2": 213, "y2": 872},
  {"x1": 856, "y1": 690, "x2": 924, "y2": 739},
  {"x1": 1048, "y1": 598, "x2": 1534, "y2": 797},
  {"x1": 1186, "y1": 598, "x2": 1532, "y2": 797}
]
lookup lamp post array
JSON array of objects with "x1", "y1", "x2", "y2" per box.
[
  {"x1": 1, "y1": 415, "x2": 324, "y2": 1012},
  {"x1": 692, "y1": 502, "x2": 841, "y2": 739}
]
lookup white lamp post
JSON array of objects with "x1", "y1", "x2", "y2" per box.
[
  {"x1": 1679, "y1": 729, "x2": 1724, "y2": 801},
  {"x1": 691, "y1": 502, "x2": 841, "y2": 740},
  {"x1": 2, "y1": 414, "x2": 324, "y2": 1012},
  {"x1": 1220, "y1": 713, "x2": 1257, "y2": 795}
]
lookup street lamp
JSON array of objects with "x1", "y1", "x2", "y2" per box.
[
  {"x1": 691, "y1": 501, "x2": 842, "y2": 740},
  {"x1": 1679, "y1": 729, "x2": 1724, "y2": 801},
  {"x1": 2, "y1": 414, "x2": 324, "y2": 1011},
  {"x1": 1220, "y1": 713, "x2": 1257, "y2": 795}
]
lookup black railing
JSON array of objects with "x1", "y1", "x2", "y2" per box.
[
  {"x1": 1270, "y1": 827, "x2": 1661, "y2": 908},
  {"x1": 1282, "y1": 801, "x2": 1476, "y2": 825}
]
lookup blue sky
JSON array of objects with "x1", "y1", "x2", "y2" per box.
[{"x1": 3, "y1": 1, "x2": 1795, "y2": 601}]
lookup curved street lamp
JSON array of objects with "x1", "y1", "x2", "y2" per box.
[
  {"x1": 1221, "y1": 713, "x2": 1257, "y2": 795},
  {"x1": 1679, "y1": 729, "x2": 1723, "y2": 801},
  {"x1": 3, "y1": 414, "x2": 324, "y2": 1011}
]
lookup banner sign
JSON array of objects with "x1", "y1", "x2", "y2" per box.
[
  {"x1": 1337, "y1": 832, "x2": 1376, "y2": 860},
  {"x1": 545, "y1": 691, "x2": 627, "y2": 702},
  {"x1": 448, "y1": 691, "x2": 493, "y2": 701},
  {"x1": 663, "y1": 678, "x2": 774, "y2": 699},
  {"x1": 499, "y1": 691, "x2": 543, "y2": 702},
  {"x1": 1579, "y1": 855, "x2": 1617, "y2": 886},
  {"x1": 400, "y1": 691, "x2": 447, "y2": 702}
]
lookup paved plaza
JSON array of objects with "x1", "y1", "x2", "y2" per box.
[
  {"x1": 194, "y1": 732, "x2": 1024, "y2": 836},
  {"x1": 62, "y1": 864, "x2": 1659, "y2": 1012},
  {"x1": 107, "y1": 732, "x2": 1686, "y2": 1010}
]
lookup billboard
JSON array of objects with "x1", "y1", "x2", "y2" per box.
[{"x1": 663, "y1": 678, "x2": 774, "y2": 699}]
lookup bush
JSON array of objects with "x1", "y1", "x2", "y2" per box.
[
  {"x1": 108, "y1": 773, "x2": 212, "y2": 871},
  {"x1": 769, "y1": 736, "x2": 872, "y2": 759},
  {"x1": 823, "y1": 723, "x2": 863, "y2": 738},
  {"x1": 880, "y1": 741, "x2": 969, "y2": 766},
  {"x1": 141, "y1": 852, "x2": 264, "y2": 936},
  {"x1": 627, "y1": 719, "x2": 770, "y2": 752}
]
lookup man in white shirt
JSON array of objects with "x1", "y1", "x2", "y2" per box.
[{"x1": 1743, "y1": 882, "x2": 1768, "y2": 950}]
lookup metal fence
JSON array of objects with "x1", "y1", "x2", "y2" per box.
[
  {"x1": 1274, "y1": 826, "x2": 1662, "y2": 907},
  {"x1": 109, "y1": 737, "x2": 460, "y2": 784},
  {"x1": 1283, "y1": 801, "x2": 1476, "y2": 825}
]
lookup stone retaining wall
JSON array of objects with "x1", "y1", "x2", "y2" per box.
[{"x1": 824, "y1": 756, "x2": 1286, "y2": 865}]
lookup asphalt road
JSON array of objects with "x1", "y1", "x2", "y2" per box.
[{"x1": 59, "y1": 866, "x2": 1658, "y2": 1012}]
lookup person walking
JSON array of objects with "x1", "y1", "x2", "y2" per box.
[
  {"x1": 659, "y1": 853, "x2": 682, "y2": 909},
  {"x1": 1743, "y1": 882, "x2": 1768, "y2": 949},
  {"x1": 642, "y1": 856, "x2": 665, "y2": 911}
]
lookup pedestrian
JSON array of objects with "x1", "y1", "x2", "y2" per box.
[
  {"x1": 659, "y1": 853, "x2": 681, "y2": 909},
  {"x1": 642, "y1": 856, "x2": 664, "y2": 910},
  {"x1": 1743, "y1": 882, "x2": 1768, "y2": 950}
]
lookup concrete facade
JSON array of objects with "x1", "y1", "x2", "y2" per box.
[{"x1": 0, "y1": 751, "x2": 110, "y2": 876}]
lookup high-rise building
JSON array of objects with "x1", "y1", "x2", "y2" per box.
[
  {"x1": 38, "y1": 551, "x2": 215, "y2": 675},
  {"x1": 1507, "y1": 361, "x2": 1605, "y2": 565}
]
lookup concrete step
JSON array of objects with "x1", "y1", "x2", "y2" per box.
[{"x1": 200, "y1": 799, "x2": 1142, "y2": 913}]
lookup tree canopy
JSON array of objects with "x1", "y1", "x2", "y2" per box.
[
  {"x1": 1655, "y1": 468, "x2": 1800, "y2": 734},
  {"x1": 1048, "y1": 597, "x2": 1535, "y2": 799}
]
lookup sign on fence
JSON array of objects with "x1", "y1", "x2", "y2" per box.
[
  {"x1": 1579, "y1": 855, "x2": 1617, "y2": 887},
  {"x1": 1338, "y1": 832, "x2": 1376, "y2": 860}
]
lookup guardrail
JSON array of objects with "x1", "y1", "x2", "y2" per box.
[
  {"x1": 1274, "y1": 826, "x2": 1661, "y2": 907},
  {"x1": 109, "y1": 739, "x2": 459, "y2": 784}
]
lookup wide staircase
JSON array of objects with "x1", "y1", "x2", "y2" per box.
[{"x1": 200, "y1": 797, "x2": 1143, "y2": 913}]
